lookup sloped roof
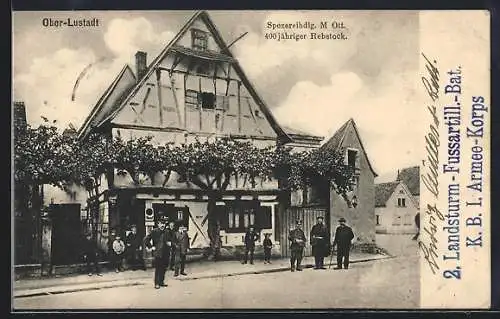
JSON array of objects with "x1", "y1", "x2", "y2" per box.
[
  {"x1": 283, "y1": 126, "x2": 324, "y2": 139},
  {"x1": 282, "y1": 126, "x2": 324, "y2": 147},
  {"x1": 77, "y1": 65, "x2": 136, "y2": 139},
  {"x1": 95, "y1": 10, "x2": 292, "y2": 144},
  {"x1": 320, "y1": 118, "x2": 378, "y2": 177},
  {"x1": 397, "y1": 166, "x2": 420, "y2": 196},
  {"x1": 375, "y1": 182, "x2": 399, "y2": 207}
]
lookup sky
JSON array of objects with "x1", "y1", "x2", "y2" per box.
[{"x1": 12, "y1": 10, "x2": 422, "y2": 182}]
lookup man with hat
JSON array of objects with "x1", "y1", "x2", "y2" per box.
[
  {"x1": 144, "y1": 215, "x2": 173, "y2": 289},
  {"x1": 332, "y1": 217, "x2": 355, "y2": 270},
  {"x1": 310, "y1": 216, "x2": 330, "y2": 269},
  {"x1": 288, "y1": 219, "x2": 306, "y2": 272}
]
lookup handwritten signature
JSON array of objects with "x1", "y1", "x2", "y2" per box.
[
  {"x1": 418, "y1": 204, "x2": 445, "y2": 274},
  {"x1": 420, "y1": 52, "x2": 442, "y2": 274},
  {"x1": 421, "y1": 52, "x2": 440, "y2": 199}
]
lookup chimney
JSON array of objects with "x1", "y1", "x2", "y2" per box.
[
  {"x1": 135, "y1": 51, "x2": 147, "y2": 81},
  {"x1": 13, "y1": 101, "x2": 27, "y2": 134}
]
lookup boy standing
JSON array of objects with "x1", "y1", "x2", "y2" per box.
[{"x1": 112, "y1": 234, "x2": 126, "y2": 272}]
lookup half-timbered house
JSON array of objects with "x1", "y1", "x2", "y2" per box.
[{"x1": 68, "y1": 11, "x2": 298, "y2": 260}]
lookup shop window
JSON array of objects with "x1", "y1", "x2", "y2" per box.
[{"x1": 225, "y1": 203, "x2": 263, "y2": 233}]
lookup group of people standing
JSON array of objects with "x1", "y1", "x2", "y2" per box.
[
  {"x1": 288, "y1": 216, "x2": 355, "y2": 272},
  {"x1": 239, "y1": 215, "x2": 355, "y2": 272},
  {"x1": 83, "y1": 214, "x2": 355, "y2": 287},
  {"x1": 82, "y1": 217, "x2": 190, "y2": 284},
  {"x1": 143, "y1": 216, "x2": 190, "y2": 289},
  {"x1": 241, "y1": 226, "x2": 274, "y2": 265},
  {"x1": 82, "y1": 224, "x2": 147, "y2": 276}
]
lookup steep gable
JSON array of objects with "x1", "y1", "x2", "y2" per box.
[
  {"x1": 397, "y1": 166, "x2": 420, "y2": 196},
  {"x1": 96, "y1": 11, "x2": 291, "y2": 143},
  {"x1": 320, "y1": 118, "x2": 377, "y2": 177},
  {"x1": 375, "y1": 182, "x2": 399, "y2": 207},
  {"x1": 77, "y1": 65, "x2": 137, "y2": 139}
]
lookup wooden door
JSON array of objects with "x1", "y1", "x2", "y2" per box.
[
  {"x1": 279, "y1": 206, "x2": 327, "y2": 257},
  {"x1": 50, "y1": 204, "x2": 82, "y2": 265}
]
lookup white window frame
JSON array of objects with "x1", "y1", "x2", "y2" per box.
[{"x1": 345, "y1": 147, "x2": 360, "y2": 169}]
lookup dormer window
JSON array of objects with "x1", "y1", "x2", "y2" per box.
[{"x1": 192, "y1": 29, "x2": 208, "y2": 51}]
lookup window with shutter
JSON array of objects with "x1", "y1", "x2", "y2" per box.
[
  {"x1": 185, "y1": 89, "x2": 198, "y2": 109},
  {"x1": 216, "y1": 95, "x2": 230, "y2": 111}
]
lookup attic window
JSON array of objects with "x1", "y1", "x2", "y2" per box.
[
  {"x1": 201, "y1": 92, "x2": 215, "y2": 109},
  {"x1": 192, "y1": 29, "x2": 208, "y2": 51},
  {"x1": 397, "y1": 198, "x2": 406, "y2": 207}
]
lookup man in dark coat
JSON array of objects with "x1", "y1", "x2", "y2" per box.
[
  {"x1": 412, "y1": 211, "x2": 420, "y2": 240},
  {"x1": 289, "y1": 219, "x2": 306, "y2": 272},
  {"x1": 167, "y1": 221, "x2": 177, "y2": 270},
  {"x1": 82, "y1": 232, "x2": 102, "y2": 276},
  {"x1": 242, "y1": 226, "x2": 258, "y2": 264},
  {"x1": 332, "y1": 217, "x2": 355, "y2": 270},
  {"x1": 144, "y1": 216, "x2": 173, "y2": 289},
  {"x1": 174, "y1": 225, "x2": 190, "y2": 276},
  {"x1": 126, "y1": 225, "x2": 146, "y2": 270},
  {"x1": 310, "y1": 216, "x2": 330, "y2": 269}
]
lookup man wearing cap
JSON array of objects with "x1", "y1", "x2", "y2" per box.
[
  {"x1": 332, "y1": 217, "x2": 355, "y2": 270},
  {"x1": 173, "y1": 225, "x2": 190, "y2": 276},
  {"x1": 242, "y1": 226, "x2": 258, "y2": 265},
  {"x1": 167, "y1": 220, "x2": 177, "y2": 271},
  {"x1": 288, "y1": 219, "x2": 306, "y2": 272},
  {"x1": 310, "y1": 216, "x2": 330, "y2": 270},
  {"x1": 144, "y1": 216, "x2": 173, "y2": 289}
]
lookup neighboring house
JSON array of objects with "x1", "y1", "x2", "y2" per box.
[
  {"x1": 375, "y1": 180, "x2": 419, "y2": 234},
  {"x1": 397, "y1": 166, "x2": 420, "y2": 207},
  {"x1": 287, "y1": 119, "x2": 378, "y2": 254}
]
